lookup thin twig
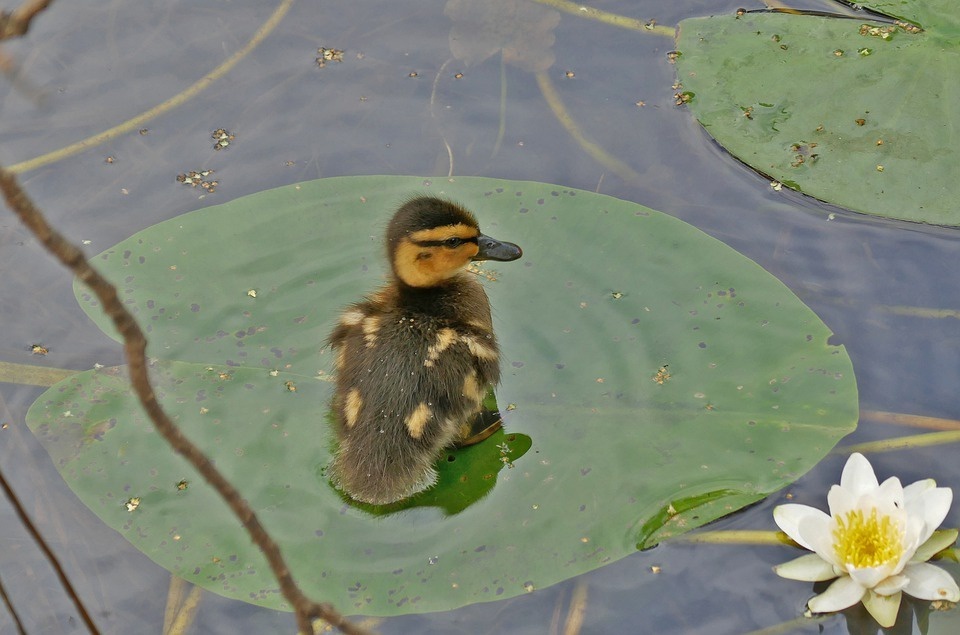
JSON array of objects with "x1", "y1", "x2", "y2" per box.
[
  {"x1": 0, "y1": 168, "x2": 369, "y2": 635},
  {"x1": 428, "y1": 57, "x2": 455, "y2": 177},
  {"x1": 7, "y1": 0, "x2": 295, "y2": 174},
  {"x1": 0, "y1": 0, "x2": 53, "y2": 39},
  {"x1": 0, "y1": 464, "x2": 99, "y2": 633},
  {"x1": 0, "y1": 572, "x2": 28, "y2": 635}
]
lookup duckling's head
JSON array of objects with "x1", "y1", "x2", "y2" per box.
[{"x1": 387, "y1": 196, "x2": 522, "y2": 288}]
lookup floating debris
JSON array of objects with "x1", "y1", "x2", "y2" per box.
[
  {"x1": 497, "y1": 442, "x2": 514, "y2": 468},
  {"x1": 859, "y1": 24, "x2": 896, "y2": 40},
  {"x1": 653, "y1": 365, "x2": 671, "y2": 385},
  {"x1": 466, "y1": 262, "x2": 502, "y2": 282},
  {"x1": 212, "y1": 128, "x2": 234, "y2": 150},
  {"x1": 177, "y1": 170, "x2": 218, "y2": 193},
  {"x1": 316, "y1": 46, "x2": 344, "y2": 67},
  {"x1": 893, "y1": 20, "x2": 922, "y2": 34}
]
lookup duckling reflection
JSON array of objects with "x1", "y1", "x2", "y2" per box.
[{"x1": 327, "y1": 196, "x2": 522, "y2": 505}]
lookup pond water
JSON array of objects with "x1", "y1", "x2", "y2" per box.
[{"x1": 1, "y1": 0, "x2": 958, "y2": 633}]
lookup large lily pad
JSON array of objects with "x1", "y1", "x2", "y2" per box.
[
  {"x1": 676, "y1": 1, "x2": 959, "y2": 225},
  {"x1": 27, "y1": 176, "x2": 857, "y2": 615}
]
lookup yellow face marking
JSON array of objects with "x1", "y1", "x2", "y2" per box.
[
  {"x1": 362, "y1": 316, "x2": 380, "y2": 347},
  {"x1": 344, "y1": 388, "x2": 362, "y2": 428},
  {"x1": 462, "y1": 334, "x2": 498, "y2": 361},
  {"x1": 339, "y1": 309, "x2": 365, "y2": 326},
  {"x1": 393, "y1": 224, "x2": 481, "y2": 288},
  {"x1": 405, "y1": 402, "x2": 432, "y2": 439},
  {"x1": 424, "y1": 328, "x2": 459, "y2": 367}
]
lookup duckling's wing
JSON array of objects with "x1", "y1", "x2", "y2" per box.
[{"x1": 330, "y1": 312, "x2": 507, "y2": 502}]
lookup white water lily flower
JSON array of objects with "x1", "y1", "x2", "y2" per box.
[{"x1": 773, "y1": 452, "x2": 959, "y2": 627}]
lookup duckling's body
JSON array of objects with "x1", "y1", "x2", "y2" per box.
[{"x1": 327, "y1": 197, "x2": 521, "y2": 505}]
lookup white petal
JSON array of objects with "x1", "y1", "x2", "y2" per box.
[
  {"x1": 849, "y1": 563, "x2": 899, "y2": 590},
  {"x1": 840, "y1": 453, "x2": 879, "y2": 497},
  {"x1": 877, "y1": 476, "x2": 904, "y2": 509},
  {"x1": 889, "y1": 514, "x2": 924, "y2": 574},
  {"x1": 907, "y1": 487, "x2": 953, "y2": 545},
  {"x1": 808, "y1": 575, "x2": 866, "y2": 613},
  {"x1": 774, "y1": 553, "x2": 838, "y2": 582},
  {"x1": 903, "y1": 478, "x2": 935, "y2": 501},
  {"x1": 774, "y1": 504, "x2": 829, "y2": 551},
  {"x1": 902, "y1": 562, "x2": 960, "y2": 602},
  {"x1": 873, "y1": 574, "x2": 909, "y2": 596},
  {"x1": 913, "y1": 529, "x2": 959, "y2": 563},
  {"x1": 827, "y1": 484, "x2": 857, "y2": 518},
  {"x1": 856, "y1": 491, "x2": 904, "y2": 523},
  {"x1": 862, "y1": 589, "x2": 901, "y2": 628},
  {"x1": 797, "y1": 513, "x2": 840, "y2": 568}
]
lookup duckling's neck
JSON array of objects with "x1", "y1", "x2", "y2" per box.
[{"x1": 389, "y1": 272, "x2": 486, "y2": 322}]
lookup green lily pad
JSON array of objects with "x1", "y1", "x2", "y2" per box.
[
  {"x1": 26, "y1": 176, "x2": 857, "y2": 615},
  {"x1": 676, "y1": 1, "x2": 959, "y2": 225}
]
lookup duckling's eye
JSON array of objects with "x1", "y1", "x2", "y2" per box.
[{"x1": 443, "y1": 237, "x2": 464, "y2": 248}]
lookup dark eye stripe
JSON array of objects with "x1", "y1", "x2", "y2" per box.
[{"x1": 412, "y1": 236, "x2": 478, "y2": 248}]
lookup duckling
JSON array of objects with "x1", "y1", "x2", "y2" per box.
[{"x1": 327, "y1": 196, "x2": 522, "y2": 505}]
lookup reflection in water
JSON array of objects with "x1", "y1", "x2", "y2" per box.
[{"x1": 326, "y1": 424, "x2": 533, "y2": 517}]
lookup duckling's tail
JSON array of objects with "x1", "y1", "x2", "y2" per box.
[{"x1": 330, "y1": 439, "x2": 438, "y2": 506}]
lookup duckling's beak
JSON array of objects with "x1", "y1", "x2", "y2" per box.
[{"x1": 474, "y1": 234, "x2": 522, "y2": 262}]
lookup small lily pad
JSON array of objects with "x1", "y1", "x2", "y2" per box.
[{"x1": 27, "y1": 176, "x2": 857, "y2": 615}]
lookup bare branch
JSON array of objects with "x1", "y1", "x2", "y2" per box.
[
  {"x1": 0, "y1": 571, "x2": 28, "y2": 635},
  {"x1": 0, "y1": 168, "x2": 370, "y2": 635},
  {"x1": 0, "y1": 0, "x2": 54, "y2": 39},
  {"x1": 0, "y1": 464, "x2": 100, "y2": 633}
]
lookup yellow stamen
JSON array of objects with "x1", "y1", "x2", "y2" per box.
[{"x1": 833, "y1": 508, "x2": 904, "y2": 568}]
